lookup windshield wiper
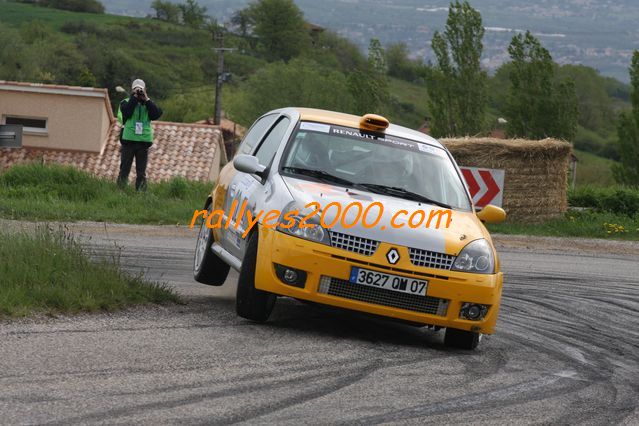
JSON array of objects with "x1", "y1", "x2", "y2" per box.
[
  {"x1": 354, "y1": 183, "x2": 452, "y2": 209},
  {"x1": 281, "y1": 167, "x2": 356, "y2": 187}
]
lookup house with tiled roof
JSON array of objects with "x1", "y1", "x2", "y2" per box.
[{"x1": 0, "y1": 81, "x2": 227, "y2": 182}]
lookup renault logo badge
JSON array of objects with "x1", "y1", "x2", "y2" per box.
[{"x1": 386, "y1": 248, "x2": 400, "y2": 265}]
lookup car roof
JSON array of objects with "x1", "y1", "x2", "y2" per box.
[{"x1": 277, "y1": 107, "x2": 446, "y2": 150}]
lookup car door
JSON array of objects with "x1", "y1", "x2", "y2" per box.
[{"x1": 221, "y1": 115, "x2": 292, "y2": 259}]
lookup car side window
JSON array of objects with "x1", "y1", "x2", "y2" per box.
[
  {"x1": 237, "y1": 114, "x2": 278, "y2": 156},
  {"x1": 254, "y1": 117, "x2": 291, "y2": 166}
]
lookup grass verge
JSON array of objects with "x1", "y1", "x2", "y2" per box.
[
  {"x1": 0, "y1": 225, "x2": 180, "y2": 318},
  {"x1": 0, "y1": 163, "x2": 210, "y2": 225},
  {"x1": 2, "y1": 163, "x2": 637, "y2": 241},
  {"x1": 487, "y1": 211, "x2": 639, "y2": 241}
]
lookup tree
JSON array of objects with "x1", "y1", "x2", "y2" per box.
[
  {"x1": 505, "y1": 31, "x2": 578, "y2": 140},
  {"x1": 303, "y1": 30, "x2": 366, "y2": 72},
  {"x1": 558, "y1": 65, "x2": 614, "y2": 133},
  {"x1": 151, "y1": 0, "x2": 181, "y2": 24},
  {"x1": 0, "y1": 22, "x2": 97, "y2": 87},
  {"x1": 246, "y1": 0, "x2": 311, "y2": 62},
  {"x1": 551, "y1": 79, "x2": 579, "y2": 139},
  {"x1": 230, "y1": 9, "x2": 253, "y2": 38},
  {"x1": 348, "y1": 39, "x2": 389, "y2": 115},
  {"x1": 386, "y1": 42, "x2": 423, "y2": 82},
  {"x1": 226, "y1": 59, "x2": 354, "y2": 126},
  {"x1": 0, "y1": 27, "x2": 39, "y2": 82},
  {"x1": 179, "y1": 0, "x2": 207, "y2": 29},
  {"x1": 613, "y1": 51, "x2": 639, "y2": 186},
  {"x1": 426, "y1": 0, "x2": 487, "y2": 137}
]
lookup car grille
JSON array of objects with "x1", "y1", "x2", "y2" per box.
[
  {"x1": 318, "y1": 276, "x2": 449, "y2": 316},
  {"x1": 408, "y1": 248, "x2": 455, "y2": 270},
  {"x1": 330, "y1": 231, "x2": 379, "y2": 256}
]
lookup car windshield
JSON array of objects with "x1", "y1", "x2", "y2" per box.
[{"x1": 280, "y1": 122, "x2": 472, "y2": 210}]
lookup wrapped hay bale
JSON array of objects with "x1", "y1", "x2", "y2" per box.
[{"x1": 441, "y1": 137, "x2": 572, "y2": 222}]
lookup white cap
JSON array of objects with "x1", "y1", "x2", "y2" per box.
[{"x1": 131, "y1": 79, "x2": 146, "y2": 91}]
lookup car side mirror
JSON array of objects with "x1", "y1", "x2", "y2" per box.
[
  {"x1": 233, "y1": 154, "x2": 266, "y2": 178},
  {"x1": 476, "y1": 204, "x2": 506, "y2": 224}
]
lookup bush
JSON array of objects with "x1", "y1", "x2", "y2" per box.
[
  {"x1": 21, "y1": 0, "x2": 105, "y2": 14},
  {"x1": 574, "y1": 126, "x2": 619, "y2": 160},
  {"x1": 60, "y1": 20, "x2": 102, "y2": 35},
  {"x1": 569, "y1": 186, "x2": 639, "y2": 216}
]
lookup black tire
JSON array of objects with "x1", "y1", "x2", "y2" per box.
[
  {"x1": 193, "y1": 206, "x2": 230, "y2": 286},
  {"x1": 444, "y1": 327, "x2": 481, "y2": 350},
  {"x1": 236, "y1": 231, "x2": 276, "y2": 322}
]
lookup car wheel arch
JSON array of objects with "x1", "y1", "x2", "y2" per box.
[{"x1": 203, "y1": 196, "x2": 212, "y2": 210}]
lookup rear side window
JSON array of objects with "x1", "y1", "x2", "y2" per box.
[
  {"x1": 237, "y1": 114, "x2": 278, "y2": 156},
  {"x1": 254, "y1": 117, "x2": 291, "y2": 166}
]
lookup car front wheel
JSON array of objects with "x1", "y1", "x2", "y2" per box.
[
  {"x1": 444, "y1": 327, "x2": 481, "y2": 350},
  {"x1": 236, "y1": 231, "x2": 276, "y2": 322},
  {"x1": 193, "y1": 205, "x2": 230, "y2": 286}
]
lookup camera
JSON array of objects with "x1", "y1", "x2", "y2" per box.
[{"x1": 135, "y1": 88, "x2": 144, "y2": 97}]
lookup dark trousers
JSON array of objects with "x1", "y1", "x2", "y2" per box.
[{"x1": 118, "y1": 141, "x2": 150, "y2": 191}]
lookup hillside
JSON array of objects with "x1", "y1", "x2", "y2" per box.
[
  {"x1": 573, "y1": 150, "x2": 617, "y2": 188},
  {"x1": 0, "y1": 1, "x2": 431, "y2": 129},
  {"x1": 107, "y1": 0, "x2": 639, "y2": 83},
  {"x1": 0, "y1": 0, "x2": 628, "y2": 186},
  {"x1": 107, "y1": 0, "x2": 633, "y2": 161}
]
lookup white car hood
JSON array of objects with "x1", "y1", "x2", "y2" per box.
[{"x1": 282, "y1": 176, "x2": 475, "y2": 254}]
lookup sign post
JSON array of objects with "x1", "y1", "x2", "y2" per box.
[
  {"x1": 0, "y1": 124, "x2": 23, "y2": 149},
  {"x1": 460, "y1": 167, "x2": 505, "y2": 208}
]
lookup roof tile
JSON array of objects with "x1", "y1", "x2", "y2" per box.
[{"x1": 1, "y1": 121, "x2": 225, "y2": 183}]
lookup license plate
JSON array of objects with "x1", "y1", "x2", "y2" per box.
[{"x1": 349, "y1": 267, "x2": 428, "y2": 296}]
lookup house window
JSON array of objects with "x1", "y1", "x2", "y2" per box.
[{"x1": 3, "y1": 115, "x2": 48, "y2": 135}]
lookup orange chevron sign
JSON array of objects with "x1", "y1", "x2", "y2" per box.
[{"x1": 460, "y1": 167, "x2": 505, "y2": 208}]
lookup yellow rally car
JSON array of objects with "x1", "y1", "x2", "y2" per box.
[{"x1": 193, "y1": 108, "x2": 506, "y2": 350}]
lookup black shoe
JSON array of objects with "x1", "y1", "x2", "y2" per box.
[
  {"x1": 135, "y1": 178, "x2": 147, "y2": 192},
  {"x1": 117, "y1": 176, "x2": 128, "y2": 188}
]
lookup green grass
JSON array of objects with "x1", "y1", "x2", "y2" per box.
[
  {"x1": 387, "y1": 77, "x2": 429, "y2": 129},
  {"x1": 0, "y1": 163, "x2": 211, "y2": 224},
  {"x1": 0, "y1": 226, "x2": 180, "y2": 317},
  {"x1": 573, "y1": 149, "x2": 617, "y2": 187},
  {"x1": 490, "y1": 185, "x2": 639, "y2": 240},
  {"x1": 3, "y1": 163, "x2": 637, "y2": 241},
  {"x1": 0, "y1": 1, "x2": 154, "y2": 30},
  {"x1": 488, "y1": 211, "x2": 639, "y2": 240}
]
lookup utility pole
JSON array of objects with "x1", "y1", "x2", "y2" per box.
[{"x1": 213, "y1": 31, "x2": 236, "y2": 126}]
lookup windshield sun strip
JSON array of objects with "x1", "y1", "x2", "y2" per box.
[{"x1": 278, "y1": 121, "x2": 472, "y2": 211}]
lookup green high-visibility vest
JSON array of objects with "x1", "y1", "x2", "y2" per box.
[{"x1": 118, "y1": 99, "x2": 154, "y2": 143}]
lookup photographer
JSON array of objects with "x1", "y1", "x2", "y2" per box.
[{"x1": 116, "y1": 79, "x2": 163, "y2": 191}]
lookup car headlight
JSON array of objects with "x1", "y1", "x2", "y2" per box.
[
  {"x1": 451, "y1": 239, "x2": 495, "y2": 274},
  {"x1": 277, "y1": 202, "x2": 331, "y2": 246}
]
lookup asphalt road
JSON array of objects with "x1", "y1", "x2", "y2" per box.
[{"x1": 1, "y1": 223, "x2": 639, "y2": 425}]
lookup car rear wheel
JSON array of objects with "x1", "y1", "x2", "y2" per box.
[
  {"x1": 236, "y1": 231, "x2": 276, "y2": 322},
  {"x1": 193, "y1": 205, "x2": 230, "y2": 286},
  {"x1": 444, "y1": 327, "x2": 481, "y2": 350}
]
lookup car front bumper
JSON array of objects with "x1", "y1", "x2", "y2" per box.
[{"x1": 254, "y1": 226, "x2": 503, "y2": 334}]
